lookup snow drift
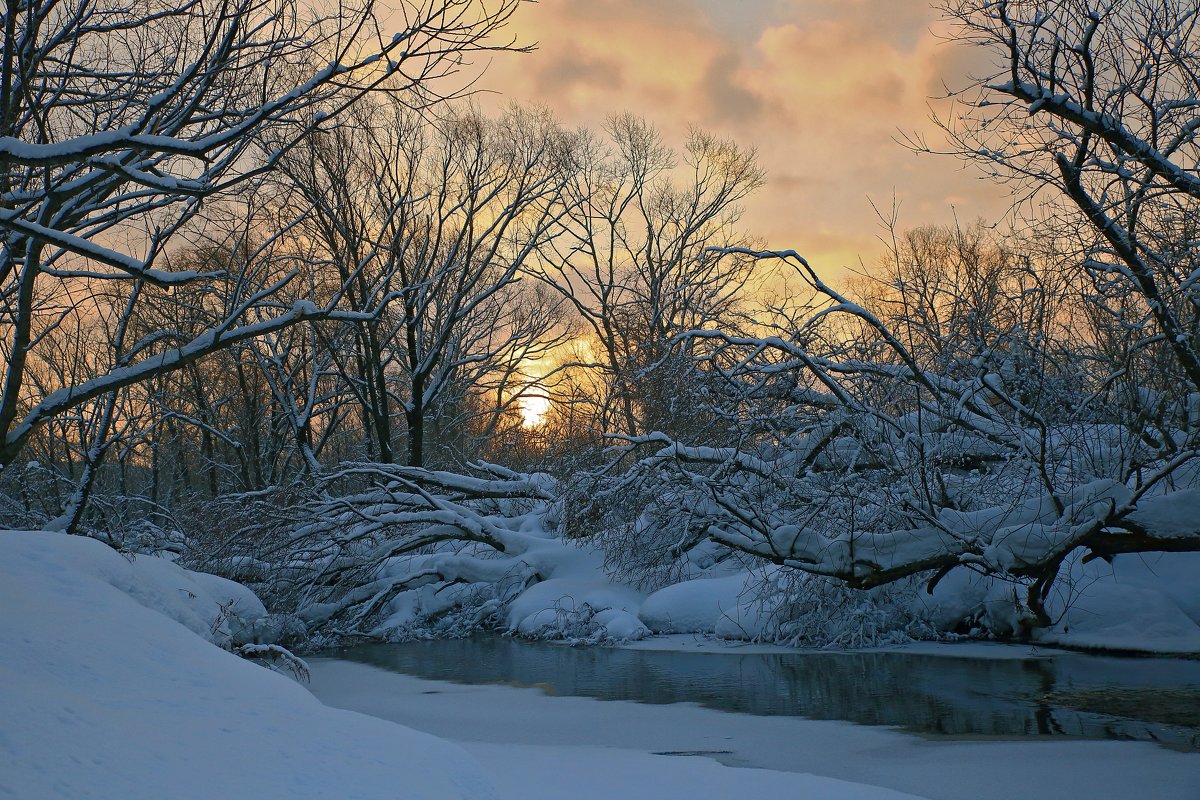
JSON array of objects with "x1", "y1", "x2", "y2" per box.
[{"x1": 0, "y1": 530, "x2": 495, "y2": 800}]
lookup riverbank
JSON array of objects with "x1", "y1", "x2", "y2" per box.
[
  {"x1": 0, "y1": 531, "x2": 494, "y2": 799},
  {"x1": 325, "y1": 635, "x2": 1200, "y2": 749},
  {"x1": 4, "y1": 529, "x2": 1198, "y2": 800}
]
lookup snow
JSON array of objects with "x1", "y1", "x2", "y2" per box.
[
  {"x1": 496, "y1": 531, "x2": 1200, "y2": 654},
  {"x1": 1036, "y1": 552, "x2": 1200, "y2": 653},
  {"x1": 0, "y1": 529, "x2": 267, "y2": 644},
  {"x1": 507, "y1": 577, "x2": 646, "y2": 636},
  {"x1": 307, "y1": 656, "x2": 1200, "y2": 800},
  {"x1": 1127, "y1": 489, "x2": 1200, "y2": 540},
  {"x1": 639, "y1": 572, "x2": 751, "y2": 634},
  {"x1": 1119, "y1": 551, "x2": 1200, "y2": 623},
  {"x1": 1044, "y1": 579, "x2": 1200, "y2": 652},
  {"x1": 916, "y1": 548, "x2": 1200, "y2": 654},
  {"x1": 0, "y1": 127, "x2": 199, "y2": 162},
  {"x1": 624, "y1": 633, "x2": 1058, "y2": 659},
  {"x1": 498, "y1": 537, "x2": 652, "y2": 641},
  {"x1": 619, "y1": 632, "x2": 799, "y2": 654},
  {"x1": 639, "y1": 569, "x2": 892, "y2": 644},
  {"x1": 466, "y1": 742, "x2": 927, "y2": 800},
  {"x1": 0, "y1": 531, "x2": 495, "y2": 800},
  {"x1": 5, "y1": 527, "x2": 1198, "y2": 800},
  {"x1": 274, "y1": 456, "x2": 1200, "y2": 654},
  {"x1": 588, "y1": 607, "x2": 650, "y2": 639},
  {"x1": 0, "y1": 206, "x2": 196, "y2": 283}
]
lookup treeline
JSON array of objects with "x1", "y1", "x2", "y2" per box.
[
  {"x1": 1, "y1": 98, "x2": 765, "y2": 538},
  {"x1": 4, "y1": 0, "x2": 1200, "y2": 642}
]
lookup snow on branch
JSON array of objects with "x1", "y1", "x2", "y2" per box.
[
  {"x1": 232, "y1": 463, "x2": 561, "y2": 636},
  {"x1": 607, "y1": 231, "x2": 1200, "y2": 625}
]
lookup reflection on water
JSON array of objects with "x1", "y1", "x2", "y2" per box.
[{"x1": 332, "y1": 637, "x2": 1200, "y2": 750}]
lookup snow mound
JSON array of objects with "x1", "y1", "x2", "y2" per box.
[
  {"x1": 499, "y1": 541, "x2": 651, "y2": 641},
  {"x1": 508, "y1": 577, "x2": 648, "y2": 641},
  {"x1": 0, "y1": 531, "x2": 496, "y2": 800},
  {"x1": 1043, "y1": 581, "x2": 1200, "y2": 652},
  {"x1": 1038, "y1": 552, "x2": 1200, "y2": 654},
  {"x1": 639, "y1": 572, "x2": 752, "y2": 634},
  {"x1": 1110, "y1": 551, "x2": 1200, "y2": 625},
  {"x1": 923, "y1": 552, "x2": 1200, "y2": 654},
  {"x1": 4, "y1": 528, "x2": 267, "y2": 645}
]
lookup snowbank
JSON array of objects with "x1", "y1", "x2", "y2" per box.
[
  {"x1": 1039, "y1": 552, "x2": 1200, "y2": 653},
  {"x1": 501, "y1": 541, "x2": 651, "y2": 641},
  {"x1": 0, "y1": 531, "x2": 495, "y2": 800},
  {"x1": 638, "y1": 572, "x2": 752, "y2": 634},
  {"x1": 923, "y1": 552, "x2": 1200, "y2": 654},
  {"x1": 497, "y1": 539, "x2": 1200, "y2": 654}
]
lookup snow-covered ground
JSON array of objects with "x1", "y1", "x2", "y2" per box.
[
  {"x1": 493, "y1": 535, "x2": 1200, "y2": 653},
  {"x1": 307, "y1": 656, "x2": 1200, "y2": 800},
  {"x1": 4, "y1": 528, "x2": 1199, "y2": 800},
  {"x1": 0, "y1": 531, "x2": 495, "y2": 800}
]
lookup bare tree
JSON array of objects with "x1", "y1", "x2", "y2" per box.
[
  {"x1": 587, "y1": 0, "x2": 1200, "y2": 636},
  {"x1": 606, "y1": 226, "x2": 1196, "y2": 629},
  {"x1": 280, "y1": 100, "x2": 575, "y2": 467},
  {"x1": 851, "y1": 220, "x2": 1068, "y2": 378},
  {"x1": 256, "y1": 462, "x2": 558, "y2": 633},
  {"x1": 536, "y1": 115, "x2": 764, "y2": 437},
  {"x1": 928, "y1": 0, "x2": 1200, "y2": 393},
  {"x1": 0, "y1": 0, "x2": 522, "y2": 471}
]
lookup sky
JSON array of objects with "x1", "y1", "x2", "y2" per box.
[{"x1": 470, "y1": 0, "x2": 1013, "y2": 274}]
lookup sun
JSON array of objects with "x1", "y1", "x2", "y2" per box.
[{"x1": 518, "y1": 392, "x2": 552, "y2": 428}]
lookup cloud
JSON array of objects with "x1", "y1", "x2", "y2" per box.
[
  {"x1": 472, "y1": 0, "x2": 1012, "y2": 275},
  {"x1": 702, "y1": 51, "x2": 766, "y2": 125},
  {"x1": 530, "y1": 51, "x2": 625, "y2": 99}
]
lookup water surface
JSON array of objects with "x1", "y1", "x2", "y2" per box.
[{"x1": 331, "y1": 637, "x2": 1200, "y2": 750}]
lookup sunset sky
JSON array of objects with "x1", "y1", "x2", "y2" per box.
[{"x1": 472, "y1": 0, "x2": 1013, "y2": 274}]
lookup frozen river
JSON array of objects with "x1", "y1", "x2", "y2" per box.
[
  {"x1": 324, "y1": 636, "x2": 1200, "y2": 750},
  {"x1": 307, "y1": 637, "x2": 1200, "y2": 800}
]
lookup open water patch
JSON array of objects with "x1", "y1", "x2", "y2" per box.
[{"x1": 329, "y1": 636, "x2": 1200, "y2": 750}]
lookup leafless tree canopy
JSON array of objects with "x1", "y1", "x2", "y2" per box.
[
  {"x1": 0, "y1": 0, "x2": 521, "y2": 470},
  {"x1": 6, "y1": 0, "x2": 1200, "y2": 644},
  {"x1": 603, "y1": 0, "x2": 1200, "y2": 627}
]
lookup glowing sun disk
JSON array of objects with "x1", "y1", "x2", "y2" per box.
[{"x1": 519, "y1": 393, "x2": 551, "y2": 427}]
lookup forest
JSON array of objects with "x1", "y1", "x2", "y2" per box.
[{"x1": 2, "y1": 0, "x2": 1200, "y2": 651}]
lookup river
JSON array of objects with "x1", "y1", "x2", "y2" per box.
[{"x1": 325, "y1": 636, "x2": 1200, "y2": 751}]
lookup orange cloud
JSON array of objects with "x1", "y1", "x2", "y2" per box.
[{"x1": 471, "y1": 1, "x2": 1011, "y2": 276}]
